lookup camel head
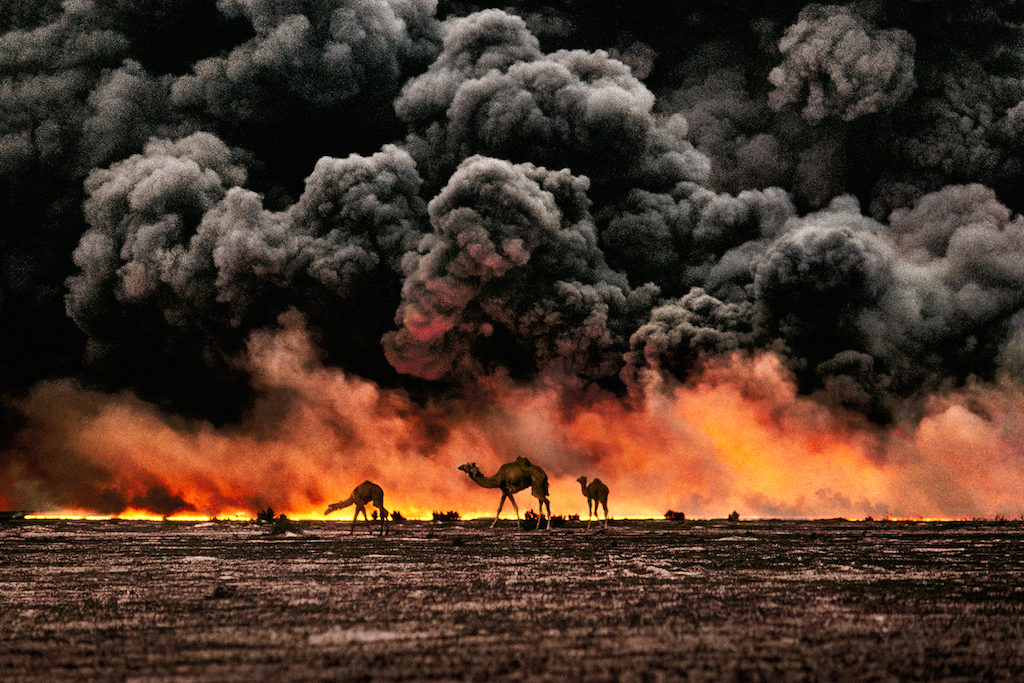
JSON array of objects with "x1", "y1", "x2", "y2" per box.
[
  {"x1": 458, "y1": 463, "x2": 479, "y2": 477},
  {"x1": 324, "y1": 503, "x2": 339, "y2": 515},
  {"x1": 577, "y1": 476, "x2": 587, "y2": 485}
]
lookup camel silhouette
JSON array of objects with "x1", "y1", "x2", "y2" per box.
[
  {"x1": 324, "y1": 481, "x2": 388, "y2": 536},
  {"x1": 459, "y1": 457, "x2": 551, "y2": 529},
  {"x1": 577, "y1": 476, "x2": 609, "y2": 529}
]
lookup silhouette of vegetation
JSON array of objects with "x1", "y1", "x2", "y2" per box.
[
  {"x1": 521, "y1": 509, "x2": 540, "y2": 531},
  {"x1": 728, "y1": 510, "x2": 740, "y2": 522},
  {"x1": 664, "y1": 510, "x2": 686, "y2": 521},
  {"x1": 390, "y1": 510, "x2": 406, "y2": 522},
  {"x1": 255, "y1": 507, "x2": 277, "y2": 524},
  {"x1": 432, "y1": 510, "x2": 461, "y2": 522},
  {"x1": 254, "y1": 506, "x2": 301, "y2": 534},
  {"x1": 267, "y1": 514, "x2": 302, "y2": 535},
  {"x1": 548, "y1": 515, "x2": 568, "y2": 528},
  {"x1": 566, "y1": 513, "x2": 581, "y2": 521}
]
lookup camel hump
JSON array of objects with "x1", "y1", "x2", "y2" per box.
[{"x1": 514, "y1": 456, "x2": 532, "y2": 466}]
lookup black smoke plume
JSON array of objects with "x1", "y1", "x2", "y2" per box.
[{"x1": 4, "y1": 0, "x2": 1024, "y2": 513}]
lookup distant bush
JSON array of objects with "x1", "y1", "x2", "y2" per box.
[
  {"x1": 254, "y1": 506, "x2": 302, "y2": 534},
  {"x1": 728, "y1": 510, "x2": 740, "y2": 522},
  {"x1": 664, "y1": 510, "x2": 686, "y2": 521},
  {"x1": 432, "y1": 510, "x2": 460, "y2": 522},
  {"x1": 548, "y1": 515, "x2": 568, "y2": 528},
  {"x1": 390, "y1": 510, "x2": 406, "y2": 522},
  {"x1": 521, "y1": 509, "x2": 539, "y2": 531},
  {"x1": 269, "y1": 514, "x2": 302, "y2": 535},
  {"x1": 566, "y1": 513, "x2": 581, "y2": 521},
  {"x1": 255, "y1": 507, "x2": 276, "y2": 523}
]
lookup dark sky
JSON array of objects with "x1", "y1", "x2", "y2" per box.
[{"x1": 3, "y1": 1, "x2": 1024, "y2": 516}]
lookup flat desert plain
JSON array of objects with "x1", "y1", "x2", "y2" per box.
[{"x1": 2, "y1": 519, "x2": 1023, "y2": 681}]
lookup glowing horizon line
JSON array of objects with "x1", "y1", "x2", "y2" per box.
[{"x1": 20, "y1": 512, "x2": 1012, "y2": 523}]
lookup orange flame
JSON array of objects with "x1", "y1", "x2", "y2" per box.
[{"x1": 5, "y1": 314, "x2": 1024, "y2": 521}]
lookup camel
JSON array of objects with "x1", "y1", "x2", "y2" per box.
[
  {"x1": 577, "y1": 476, "x2": 609, "y2": 529},
  {"x1": 324, "y1": 480, "x2": 388, "y2": 536},
  {"x1": 458, "y1": 457, "x2": 552, "y2": 529}
]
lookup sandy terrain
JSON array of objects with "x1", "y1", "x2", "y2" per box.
[{"x1": 1, "y1": 519, "x2": 1022, "y2": 681}]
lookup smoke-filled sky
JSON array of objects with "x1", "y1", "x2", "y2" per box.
[{"x1": 2, "y1": 0, "x2": 1024, "y2": 519}]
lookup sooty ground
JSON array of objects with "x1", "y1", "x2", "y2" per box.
[{"x1": 1, "y1": 519, "x2": 1023, "y2": 681}]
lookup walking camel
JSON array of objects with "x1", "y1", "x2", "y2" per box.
[
  {"x1": 577, "y1": 476, "x2": 610, "y2": 529},
  {"x1": 458, "y1": 457, "x2": 552, "y2": 529},
  {"x1": 324, "y1": 480, "x2": 389, "y2": 535}
]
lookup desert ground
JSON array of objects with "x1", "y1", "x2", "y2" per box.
[{"x1": 1, "y1": 518, "x2": 1022, "y2": 681}]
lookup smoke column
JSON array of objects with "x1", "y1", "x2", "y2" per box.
[{"x1": 2, "y1": 1, "x2": 1024, "y2": 518}]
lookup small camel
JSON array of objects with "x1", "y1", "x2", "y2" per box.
[
  {"x1": 577, "y1": 476, "x2": 609, "y2": 529},
  {"x1": 324, "y1": 480, "x2": 388, "y2": 536},
  {"x1": 459, "y1": 457, "x2": 552, "y2": 530}
]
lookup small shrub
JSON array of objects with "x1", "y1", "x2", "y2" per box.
[
  {"x1": 255, "y1": 507, "x2": 276, "y2": 524},
  {"x1": 268, "y1": 514, "x2": 302, "y2": 535},
  {"x1": 548, "y1": 515, "x2": 567, "y2": 528},
  {"x1": 521, "y1": 510, "x2": 539, "y2": 531},
  {"x1": 254, "y1": 507, "x2": 301, "y2": 534},
  {"x1": 664, "y1": 510, "x2": 686, "y2": 521},
  {"x1": 566, "y1": 513, "x2": 581, "y2": 521},
  {"x1": 728, "y1": 510, "x2": 740, "y2": 522},
  {"x1": 432, "y1": 510, "x2": 460, "y2": 522},
  {"x1": 390, "y1": 510, "x2": 406, "y2": 522}
]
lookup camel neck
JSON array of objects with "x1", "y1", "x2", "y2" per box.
[
  {"x1": 332, "y1": 496, "x2": 354, "y2": 509},
  {"x1": 470, "y1": 471, "x2": 502, "y2": 488}
]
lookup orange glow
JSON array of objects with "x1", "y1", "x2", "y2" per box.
[{"x1": 6, "y1": 317, "x2": 1024, "y2": 521}]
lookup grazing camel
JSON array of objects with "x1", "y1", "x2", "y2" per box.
[
  {"x1": 324, "y1": 480, "x2": 388, "y2": 535},
  {"x1": 577, "y1": 476, "x2": 609, "y2": 529},
  {"x1": 458, "y1": 457, "x2": 552, "y2": 529}
]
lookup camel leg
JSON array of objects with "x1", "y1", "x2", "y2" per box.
[
  {"x1": 491, "y1": 493, "x2": 508, "y2": 528},
  {"x1": 354, "y1": 504, "x2": 370, "y2": 534},
  {"x1": 507, "y1": 494, "x2": 520, "y2": 528},
  {"x1": 541, "y1": 497, "x2": 551, "y2": 530},
  {"x1": 380, "y1": 507, "x2": 389, "y2": 537},
  {"x1": 351, "y1": 505, "x2": 361, "y2": 534},
  {"x1": 601, "y1": 500, "x2": 609, "y2": 529}
]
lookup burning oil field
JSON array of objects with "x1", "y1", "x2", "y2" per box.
[{"x1": 3, "y1": 0, "x2": 1024, "y2": 678}]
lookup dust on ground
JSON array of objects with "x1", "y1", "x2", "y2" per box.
[{"x1": 2, "y1": 519, "x2": 1023, "y2": 681}]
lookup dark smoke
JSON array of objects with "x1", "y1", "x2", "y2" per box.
[{"x1": 4, "y1": 0, "x2": 1024, "y2": 513}]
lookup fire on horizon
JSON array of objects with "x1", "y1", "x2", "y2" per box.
[{"x1": 2, "y1": 1, "x2": 1024, "y2": 522}]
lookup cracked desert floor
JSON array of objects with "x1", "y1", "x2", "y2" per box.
[{"x1": 2, "y1": 519, "x2": 1023, "y2": 681}]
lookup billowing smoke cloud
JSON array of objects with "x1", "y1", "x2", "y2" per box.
[
  {"x1": 3, "y1": 1, "x2": 1024, "y2": 518},
  {"x1": 171, "y1": 0, "x2": 440, "y2": 170},
  {"x1": 383, "y1": 154, "x2": 657, "y2": 382},
  {"x1": 66, "y1": 132, "x2": 429, "y2": 412},
  {"x1": 395, "y1": 9, "x2": 709, "y2": 194},
  {"x1": 767, "y1": 4, "x2": 916, "y2": 124}
]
